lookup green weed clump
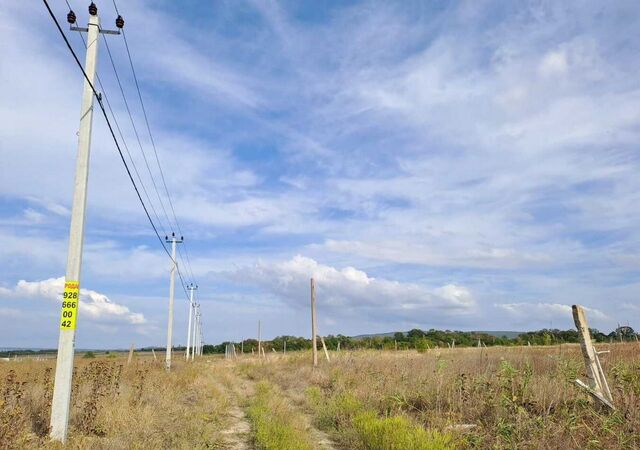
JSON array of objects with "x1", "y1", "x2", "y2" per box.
[
  {"x1": 353, "y1": 411, "x2": 454, "y2": 450},
  {"x1": 305, "y1": 384, "x2": 455, "y2": 449},
  {"x1": 248, "y1": 381, "x2": 315, "y2": 450}
]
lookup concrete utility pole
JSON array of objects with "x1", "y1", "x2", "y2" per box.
[
  {"x1": 311, "y1": 278, "x2": 318, "y2": 367},
  {"x1": 194, "y1": 306, "x2": 199, "y2": 356},
  {"x1": 165, "y1": 233, "x2": 183, "y2": 370},
  {"x1": 198, "y1": 318, "x2": 203, "y2": 355},
  {"x1": 50, "y1": 4, "x2": 123, "y2": 443},
  {"x1": 196, "y1": 305, "x2": 202, "y2": 356},
  {"x1": 186, "y1": 284, "x2": 197, "y2": 360},
  {"x1": 191, "y1": 303, "x2": 198, "y2": 361}
]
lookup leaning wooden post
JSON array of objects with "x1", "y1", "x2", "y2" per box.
[
  {"x1": 573, "y1": 306, "x2": 604, "y2": 391},
  {"x1": 127, "y1": 343, "x2": 135, "y2": 365},
  {"x1": 320, "y1": 335, "x2": 331, "y2": 363},
  {"x1": 572, "y1": 304, "x2": 614, "y2": 409},
  {"x1": 311, "y1": 278, "x2": 318, "y2": 367},
  {"x1": 151, "y1": 348, "x2": 157, "y2": 361}
]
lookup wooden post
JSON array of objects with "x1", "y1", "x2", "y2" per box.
[
  {"x1": 241, "y1": 340, "x2": 244, "y2": 354},
  {"x1": 151, "y1": 348, "x2": 157, "y2": 361},
  {"x1": 127, "y1": 343, "x2": 135, "y2": 365},
  {"x1": 311, "y1": 278, "x2": 318, "y2": 367},
  {"x1": 337, "y1": 341, "x2": 341, "y2": 352},
  {"x1": 572, "y1": 304, "x2": 614, "y2": 409},
  {"x1": 573, "y1": 305, "x2": 604, "y2": 391},
  {"x1": 283, "y1": 340, "x2": 286, "y2": 354},
  {"x1": 320, "y1": 335, "x2": 331, "y2": 363},
  {"x1": 258, "y1": 320, "x2": 262, "y2": 359}
]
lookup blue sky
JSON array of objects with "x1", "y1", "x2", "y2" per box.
[{"x1": 1, "y1": 0, "x2": 639, "y2": 349}]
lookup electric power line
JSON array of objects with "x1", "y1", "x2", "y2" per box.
[
  {"x1": 70, "y1": 22, "x2": 170, "y2": 242},
  {"x1": 101, "y1": 34, "x2": 174, "y2": 238},
  {"x1": 112, "y1": 0, "x2": 198, "y2": 285},
  {"x1": 43, "y1": 0, "x2": 191, "y2": 301}
]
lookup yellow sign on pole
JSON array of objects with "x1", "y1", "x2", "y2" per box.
[{"x1": 60, "y1": 280, "x2": 79, "y2": 330}]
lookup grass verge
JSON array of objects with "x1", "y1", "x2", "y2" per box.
[
  {"x1": 247, "y1": 381, "x2": 316, "y2": 450},
  {"x1": 306, "y1": 386, "x2": 455, "y2": 450}
]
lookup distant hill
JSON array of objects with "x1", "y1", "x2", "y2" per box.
[
  {"x1": 350, "y1": 331, "x2": 399, "y2": 340},
  {"x1": 475, "y1": 331, "x2": 522, "y2": 339}
]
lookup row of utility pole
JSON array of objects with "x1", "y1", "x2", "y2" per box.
[
  {"x1": 48, "y1": 3, "x2": 204, "y2": 444},
  {"x1": 186, "y1": 284, "x2": 204, "y2": 359}
]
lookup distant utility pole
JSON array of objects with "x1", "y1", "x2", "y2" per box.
[
  {"x1": 197, "y1": 314, "x2": 202, "y2": 355},
  {"x1": 258, "y1": 320, "x2": 262, "y2": 358},
  {"x1": 50, "y1": 3, "x2": 124, "y2": 444},
  {"x1": 165, "y1": 232, "x2": 183, "y2": 370},
  {"x1": 196, "y1": 305, "x2": 201, "y2": 356},
  {"x1": 191, "y1": 303, "x2": 198, "y2": 361},
  {"x1": 186, "y1": 284, "x2": 197, "y2": 360},
  {"x1": 194, "y1": 305, "x2": 199, "y2": 357},
  {"x1": 311, "y1": 278, "x2": 318, "y2": 367}
]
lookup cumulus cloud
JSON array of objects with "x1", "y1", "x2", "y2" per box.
[
  {"x1": 0, "y1": 277, "x2": 145, "y2": 325},
  {"x1": 495, "y1": 302, "x2": 610, "y2": 324},
  {"x1": 227, "y1": 255, "x2": 476, "y2": 323}
]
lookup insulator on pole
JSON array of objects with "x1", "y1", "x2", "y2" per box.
[
  {"x1": 67, "y1": 10, "x2": 77, "y2": 24},
  {"x1": 115, "y1": 15, "x2": 124, "y2": 29},
  {"x1": 88, "y1": 2, "x2": 97, "y2": 16}
]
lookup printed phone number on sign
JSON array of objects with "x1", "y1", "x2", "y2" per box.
[{"x1": 60, "y1": 281, "x2": 79, "y2": 330}]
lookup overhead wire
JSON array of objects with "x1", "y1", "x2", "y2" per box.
[
  {"x1": 70, "y1": 20, "x2": 169, "y2": 241},
  {"x1": 65, "y1": 0, "x2": 194, "y2": 297},
  {"x1": 43, "y1": 0, "x2": 191, "y2": 301},
  {"x1": 101, "y1": 35, "x2": 174, "y2": 239},
  {"x1": 111, "y1": 0, "x2": 198, "y2": 285}
]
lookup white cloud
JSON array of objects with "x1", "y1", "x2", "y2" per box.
[
  {"x1": 227, "y1": 255, "x2": 477, "y2": 323},
  {"x1": 0, "y1": 277, "x2": 145, "y2": 325},
  {"x1": 2, "y1": 0, "x2": 640, "y2": 344},
  {"x1": 496, "y1": 302, "x2": 610, "y2": 324},
  {"x1": 538, "y1": 49, "x2": 568, "y2": 77}
]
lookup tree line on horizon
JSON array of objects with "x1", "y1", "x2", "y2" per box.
[
  {"x1": 200, "y1": 325, "x2": 638, "y2": 354},
  {"x1": 2, "y1": 326, "x2": 636, "y2": 358}
]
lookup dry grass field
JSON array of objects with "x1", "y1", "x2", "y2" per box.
[{"x1": 1, "y1": 343, "x2": 638, "y2": 449}]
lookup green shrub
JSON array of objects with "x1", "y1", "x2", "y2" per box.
[
  {"x1": 83, "y1": 351, "x2": 95, "y2": 359},
  {"x1": 415, "y1": 338, "x2": 432, "y2": 353},
  {"x1": 353, "y1": 411, "x2": 454, "y2": 450}
]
